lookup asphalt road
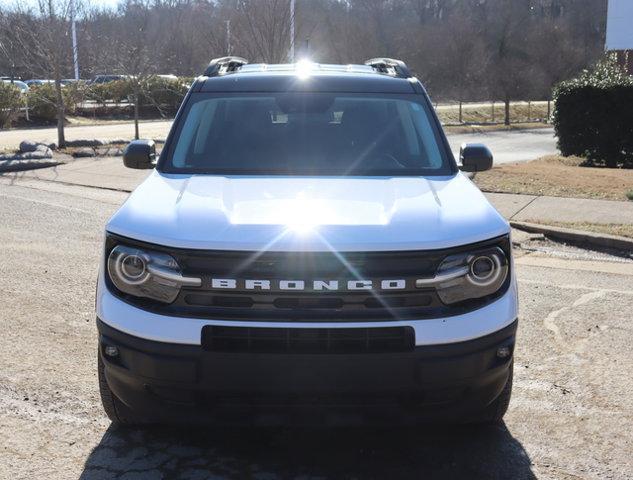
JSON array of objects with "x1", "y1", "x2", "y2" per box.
[
  {"x1": 1, "y1": 177, "x2": 632, "y2": 479},
  {"x1": 1, "y1": 121, "x2": 558, "y2": 165},
  {"x1": 446, "y1": 128, "x2": 558, "y2": 164}
]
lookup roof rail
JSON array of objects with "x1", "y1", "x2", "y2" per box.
[
  {"x1": 203, "y1": 56, "x2": 248, "y2": 77},
  {"x1": 364, "y1": 58, "x2": 412, "y2": 78}
]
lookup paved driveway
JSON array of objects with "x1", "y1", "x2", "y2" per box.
[{"x1": 447, "y1": 128, "x2": 558, "y2": 164}]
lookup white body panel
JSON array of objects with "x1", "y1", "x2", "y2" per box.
[
  {"x1": 606, "y1": 0, "x2": 633, "y2": 51},
  {"x1": 106, "y1": 171, "x2": 509, "y2": 252},
  {"x1": 99, "y1": 170, "x2": 517, "y2": 346},
  {"x1": 96, "y1": 268, "x2": 518, "y2": 346}
]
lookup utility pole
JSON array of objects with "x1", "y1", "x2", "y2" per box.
[
  {"x1": 71, "y1": 0, "x2": 79, "y2": 80},
  {"x1": 289, "y1": 0, "x2": 295, "y2": 62},
  {"x1": 226, "y1": 20, "x2": 231, "y2": 55}
]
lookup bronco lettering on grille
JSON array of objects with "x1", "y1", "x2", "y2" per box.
[{"x1": 209, "y1": 278, "x2": 407, "y2": 291}]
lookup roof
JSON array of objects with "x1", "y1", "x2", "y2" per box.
[{"x1": 195, "y1": 60, "x2": 420, "y2": 94}]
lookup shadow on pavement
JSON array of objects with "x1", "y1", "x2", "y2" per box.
[{"x1": 80, "y1": 422, "x2": 535, "y2": 479}]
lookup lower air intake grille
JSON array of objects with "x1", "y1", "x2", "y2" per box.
[{"x1": 201, "y1": 326, "x2": 415, "y2": 354}]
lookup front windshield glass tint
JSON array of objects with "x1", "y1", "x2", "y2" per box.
[{"x1": 165, "y1": 93, "x2": 451, "y2": 176}]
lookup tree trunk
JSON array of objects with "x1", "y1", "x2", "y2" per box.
[
  {"x1": 48, "y1": 0, "x2": 65, "y2": 147},
  {"x1": 504, "y1": 98, "x2": 510, "y2": 126},
  {"x1": 54, "y1": 75, "x2": 65, "y2": 147},
  {"x1": 134, "y1": 93, "x2": 140, "y2": 140},
  {"x1": 527, "y1": 101, "x2": 531, "y2": 122},
  {"x1": 547, "y1": 100, "x2": 551, "y2": 123}
]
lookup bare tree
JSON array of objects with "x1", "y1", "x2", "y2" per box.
[
  {"x1": 228, "y1": 0, "x2": 294, "y2": 63},
  {"x1": 107, "y1": 0, "x2": 168, "y2": 139},
  {"x1": 484, "y1": 0, "x2": 533, "y2": 124},
  {"x1": 0, "y1": 0, "x2": 80, "y2": 146},
  {"x1": 0, "y1": 0, "x2": 610, "y2": 117},
  {"x1": 433, "y1": 12, "x2": 488, "y2": 113}
]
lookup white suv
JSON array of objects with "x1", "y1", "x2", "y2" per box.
[{"x1": 96, "y1": 57, "x2": 518, "y2": 426}]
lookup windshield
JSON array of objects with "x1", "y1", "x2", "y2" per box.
[{"x1": 162, "y1": 92, "x2": 453, "y2": 176}]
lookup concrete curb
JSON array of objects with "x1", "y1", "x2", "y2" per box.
[{"x1": 510, "y1": 221, "x2": 633, "y2": 252}]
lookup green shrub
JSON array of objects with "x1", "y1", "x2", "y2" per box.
[
  {"x1": 108, "y1": 80, "x2": 133, "y2": 103},
  {"x1": 138, "y1": 76, "x2": 189, "y2": 112},
  {"x1": 26, "y1": 83, "x2": 83, "y2": 121},
  {"x1": 86, "y1": 83, "x2": 113, "y2": 106},
  {"x1": 553, "y1": 56, "x2": 633, "y2": 168},
  {"x1": 0, "y1": 82, "x2": 24, "y2": 128},
  {"x1": 60, "y1": 82, "x2": 85, "y2": 110},
  {"x1": 86, "y1": 80, "x2": 132, "y2": 105},
  {"x1": 80, "y1": 76, "x2": 190, "y2": 117}
]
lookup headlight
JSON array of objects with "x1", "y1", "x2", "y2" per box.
[
  {"x1": 416, "y1": 246, "x2": 509, "y2": 305},
  {"x1": 107, "y1": 245, "x2": 201, "y2": 303}
]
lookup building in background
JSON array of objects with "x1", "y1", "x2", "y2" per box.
[{"x1": 606, "y1": 0, "x2": 633, "y2": 74}]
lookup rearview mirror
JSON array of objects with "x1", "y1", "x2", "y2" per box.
[
  {"x1": 123, "y1": 139, "x2": 156, "y2": 169},
  {"x1": 459, "y1": 143, "x2": 493, "y2": 173}
]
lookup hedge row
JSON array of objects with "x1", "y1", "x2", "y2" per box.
[
  {"x1": 0, "y1": 76, "x2": 193, "y2": 126},
  {"x1": 0, "y1": 82, "x2": 24, "y2": 128},
  {"x1": 27, "y1": 83, "x2": 83, "y2": 121},
  {"x1": 85, "y1": 76, "x2": 192, "y2": 112},
  {"x1": 553, "y1": 57, "x2": 633, "y2": 168}
]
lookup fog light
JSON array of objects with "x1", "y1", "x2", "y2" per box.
[
  {"x1": 104, "y1": 345, "x2": 119, "y2": 358},
  {"x1": 496, "y1": 346, "x2": 511, "y2": 359}
]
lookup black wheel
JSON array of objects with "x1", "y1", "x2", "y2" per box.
[
  {"x1": 469, "y1": 361, "x2": 513, "y2": 424},
  {"x1": 98, "y1": 352, "x2": 145, "y2": 426}
]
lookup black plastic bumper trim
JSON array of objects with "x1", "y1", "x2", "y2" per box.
[{"x1": 96, "y1": 318, "x2": 517, "y2": 424}]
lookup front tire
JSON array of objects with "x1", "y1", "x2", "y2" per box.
[{"x1": 98, "y1": 352, "x2": 145, "y2": 426}]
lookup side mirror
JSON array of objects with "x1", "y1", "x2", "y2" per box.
[
  {"x1": 123, "y1": 139, "x2": 156, "y2": 169},
  {"x1": 459, "y1": 143, "x2": 493, "y2": 173}
]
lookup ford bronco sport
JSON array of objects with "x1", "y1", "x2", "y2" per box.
[{"x1": 96, "y1": 57, "x2": 518, "y2": 426}]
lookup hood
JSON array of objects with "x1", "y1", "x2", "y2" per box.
[{"x1": 106, "y1": 171, "x2": 509, "y2": 251}]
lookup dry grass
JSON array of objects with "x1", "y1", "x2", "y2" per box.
[
  {"x1": 444, "y1": 122, "x2": 550, "y2": 134},
  {"x1": 523, "y1": 220, "x2": 633, "y2": 239},
  {"x1": 436, "y1": 101, "x2": 550, "y2": 125},
  {"x1": 475, "y1": 155, "x2": 633, "y2": 202},
  {"x1": 65, "y1": 116, "x2": 168, "y2": 127}
]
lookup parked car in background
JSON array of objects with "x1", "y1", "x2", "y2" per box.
[
  {"x1": 61, "y1": 79, "x2": 80, "y2": 86},
  {"x1": 90, "y1": 75, "x2": 129, "y2": 84},
  {"x1": 25, "y1": 79, "x2": 55, "y2": 87},
  {"x1": 1, "y1": 79, "x2": 29, "y2": 93},
  {"x1": 156, "y1": 74, "x2": 178, "y2": 81}
]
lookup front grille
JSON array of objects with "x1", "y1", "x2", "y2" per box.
[
  {"x1": 105, "y1": 234, "x2": 511, "y2": 322},
  {"x1": 201, "y1": 325, "x2": 415, "y2": 354},
  {"x1": 170, "y1": 249, "x2": 451, "y2": 321},
  {"x1": 181, "y1": 291, "x2": 438, "y2": 320}
]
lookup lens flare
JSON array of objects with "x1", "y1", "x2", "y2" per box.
[
  {"x1": 295, "y1": 59, "x2": 316, "y2": 79},
  {"x1": 284, "y1": 192, "x2": 328, "y2": 234}
]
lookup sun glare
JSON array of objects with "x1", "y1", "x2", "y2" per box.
[
  {"x1": 295, "y1": 59, "x2": 316, "y2": 79},
  {"x1": 284, "y1": 193, "x2": 323, "y2": 234}
]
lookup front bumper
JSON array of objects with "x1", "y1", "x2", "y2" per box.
[{"x1": 98, "y1": 318, "x2": 517, "y2": 425}]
